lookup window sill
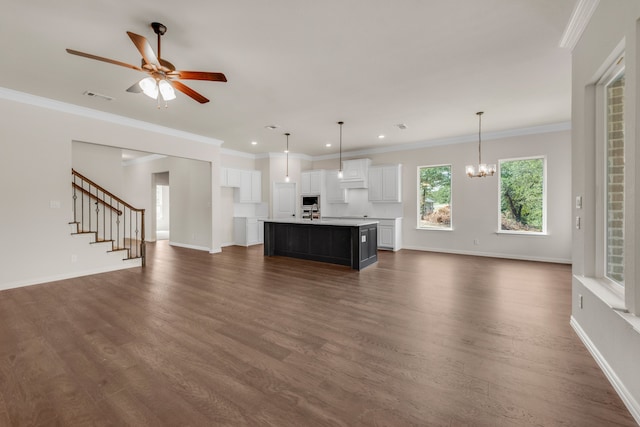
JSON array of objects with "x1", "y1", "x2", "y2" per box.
[
  {"x1": 495, "y1": 230, "x2": 548, "y2": 236},
  {"x1": 416, "y1": 227, "x2": 453, "y2": 232},
  {"x1": 574, "y1": 275, "x2": 640, "y2": 333}
]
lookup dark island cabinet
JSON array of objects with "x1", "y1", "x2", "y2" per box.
[{"x1": 264, "y1": 220, "x2": 378, "y2": 270}]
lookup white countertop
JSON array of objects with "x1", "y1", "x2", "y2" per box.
[{"x1": 264, "y1": 218, "x2": 379, "y2": 227}]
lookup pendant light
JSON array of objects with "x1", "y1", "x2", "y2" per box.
[
  {"x1": 337, "y1": 121, "x2": 344, "y2": 178},
  {"x1": 466, "y1": 112, "x2": 496, "y2": 178},
  {"x1": 284, "y1": 133, "x2": 290, "y2": 182}
]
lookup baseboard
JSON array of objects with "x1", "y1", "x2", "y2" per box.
[
  {"x1": 0, "y1": 261, "x2": 141, "y2": 292},
  {"x1": 570, "y1": 316, "x2": 640, "y2": 424},
  {"x1": 168, "y1": 241, "x2": 211, "y2": 252},
  {"x1": 401, "y1": 245, "x2": 571, "y2": 264}
]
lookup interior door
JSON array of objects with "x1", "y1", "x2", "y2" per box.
[{"x1": 273, "y1": 182, "x2": 297, "y2": 218}]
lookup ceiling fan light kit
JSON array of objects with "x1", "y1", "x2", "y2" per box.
[{"x1": 66, "y1": 22, "x2": 226, "y2": 106}]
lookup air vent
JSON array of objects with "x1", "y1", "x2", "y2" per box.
[
  {"x1": 83, "y1": 90, "x2": 113, "y2": 101},
  {"x1": 396, "y1": 123, "x2": 408, "y2": 130}
]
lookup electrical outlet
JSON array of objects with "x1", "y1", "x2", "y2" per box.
[
  {"x1": 473, "y1": 239, "x2": 480, "y2": 245},
  {"x1": 578, "y1": 294, "x2": 583, "y2": 309},
  {"x1": 71, "y1": 254, "x2": 78, "y2": 263},
  {"x1": 575, "y1": 216, "x2": 581, "y2": 229}
]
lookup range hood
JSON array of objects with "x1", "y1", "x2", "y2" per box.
[{"x1": 340, "y1": 158, "x2": 371, "y2": 189}]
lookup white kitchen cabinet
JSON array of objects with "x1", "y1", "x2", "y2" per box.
[
  {"x1": 234, "y1": 217, "x2": 263, "y2": 246},
  {"x1": 325, "y1": 169, "x2": 348, "y2": 203},
  {"x1": 368, "y1": 164, "x2": 402, "y2": 203},
  {"x1": 340, "y1": 158, "x2": 370, "y2": 188},
  {"x1": 377, "y1": 218, "x2": 403, "y2": 251},
  {"x1": 237, "y1": 170, "x2": 262, "y2": 203},
  {"x1": 301, "y1": 170, "x2": 323, "y2": 195},
  {"x1": 257, "y1": 219, "x2": 264, "y2": 244},
  {"x1": 220, "y1": 167, "x2": 241, "y2": 187}
]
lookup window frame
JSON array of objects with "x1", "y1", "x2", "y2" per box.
[
  {"x1": 595, "y1": 55, "x2": 625, "y2": 290},
  {"x1": 416, "y1": 164, "x2": 453, "y2": 231},
  {"x1": 496, "y1": 155, "x2": 547, "y2": 235}
]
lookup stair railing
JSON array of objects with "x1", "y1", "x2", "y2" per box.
[{"x1": 71, "y1": 169, "x2": 145, "y2": 266}]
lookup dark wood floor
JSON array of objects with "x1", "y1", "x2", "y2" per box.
[{"x1": 0, "y1": 242, "x2": 635, "y2": 426}]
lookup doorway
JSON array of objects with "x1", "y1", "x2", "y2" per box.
[{"x1": 154, "y1": 172, "x2": 170, "y2": 240}]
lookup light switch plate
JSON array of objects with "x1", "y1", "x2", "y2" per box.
[{"x1": 576, "y1": 196, "x2": 582, "y2": 209}]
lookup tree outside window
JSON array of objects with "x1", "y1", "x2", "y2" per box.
[
  {"x1": 418, "y1": 165, "x2": 451, "y2": 229},
  {"x1": 499, "y1": 157, "x2": 545, "y2": 233}
]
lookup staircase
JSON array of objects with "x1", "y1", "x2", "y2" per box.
[{"x1": 70, "y1": 169, "x2": 145, "y2": 266}]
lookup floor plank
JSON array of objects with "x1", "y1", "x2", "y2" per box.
[{"x1": 0, "y1": 241, "x2": 635, "y2": 426}]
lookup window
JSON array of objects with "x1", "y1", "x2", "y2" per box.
[
  {"x1": 605, "y1": 71, "x2": 625, "y2": 286},
  {"x1": 418, "y1": 165, "x2": 451, "y2": 229},
  {"x1": 499, "y1": 157, "x2": 545, "y2": 233}
]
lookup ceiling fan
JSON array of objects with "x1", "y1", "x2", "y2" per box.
[{"x1": 66, "y1": 22, "x2": 227, "y2": 105}]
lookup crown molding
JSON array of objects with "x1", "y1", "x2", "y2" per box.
[
  {"x1": 559, "y1": 0, "x2": 600, "y2": 50},
  {"x1": 0, "y1": 87, "x2": 224, "y2": 147},
  {"x1": 220, "y1": 148, "x2": 257, "y2": 159},
  {"x1": 312, "y1": 121, "x2": 571, "y2": 161}
]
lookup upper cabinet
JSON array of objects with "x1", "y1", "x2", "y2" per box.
[
  {"x1": 238, "y1": 170, "x2": 262, "y2": 203},
  {"x1": 221, "y1": 167, "x2": 261, "y2": 203},
  {"x1": 220, "y1": 167, "x2": 242, "y2": 188},
  {"x1": 301, "y1": 170, "x2": 323, "y2": 195},
  {"x1": 340, "y1": 158, "x2": 370, "y2": 188},
  {"x1": 325, "y1": 169, "x2": 348, "y2": 203},
  {"x1": 368, "y1": 164, "x2": 402, "y2": 203}
]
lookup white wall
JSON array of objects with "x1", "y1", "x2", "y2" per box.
[
  {"x1": 570, "y1": 1, "x2": 640, "y2": 422},
  {"x1": 122, "y1": 155, "x2": 212, "y2": 250},
  {"x1": 0, "y1": 92, "x2": 223, "y2": 289},
  {"x1": 313, "y1": 129, "x2": 572, "y2": 263}
]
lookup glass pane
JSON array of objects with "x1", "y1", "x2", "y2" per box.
[
  {"x1": 418, "y1": 165, "x2": 451, "y2": 228},
  {"x1": 606, "y1": 73, "x2": 624, "y2": 286},
  {"x1": 499, "y1": 158, "x2": 544, "y2": 232}
]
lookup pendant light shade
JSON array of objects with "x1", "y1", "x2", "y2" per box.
[
  {"x1": 466, "y1": 112, "x2": 496, "y2": 178},
  {"x1": 337, "y1": 121, "x2": 344, "y2": 178},
  {"x1": 284, "y1": 133, "x2": 290, "y2": 182}
]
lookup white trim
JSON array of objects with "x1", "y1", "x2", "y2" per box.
[
  {"x1": 559, "y1": 0, "x2": 600, "y2": 50},
  {"x1": 401, "y1": 245, "x2": 571, "y2": 264},
  {"x1": 570, "y1": 316, "x2": 640, "y2": 424},
  {"x1": 313, "y1": 122, "x2": 571, "y2": 161},
  {"x1": 169, "y1": 241, "x2": 211, "y2": 252},
  {"x1": 257, "y1": 152, "x2": 315, "y2": 161},
  {"x1": 0, "y1": 86, "x2": 224, "y2": 146},
  {"x1": 0, "y1": 261, "x2": 141, "y2": 292}
]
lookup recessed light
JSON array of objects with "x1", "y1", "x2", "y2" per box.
[
  {"x1": 396, "y1": 123, "x2": 408, "y2": 130},
  {"x1": 325, "y1": 143, "x2": 332, "y2": 148},
  {"x1": 378, "y1": 134, "x2": 385, "y2": 139},
  {"x1": 264, "y1": 125, "x2": 279, "y2": 130},
  {"x1": 251, "y1": 141, "x2": 258, "y2": 145}
]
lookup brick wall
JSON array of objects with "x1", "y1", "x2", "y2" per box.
[{"x1": 606, "y1": 75, "x2": 624, "y2": 284}]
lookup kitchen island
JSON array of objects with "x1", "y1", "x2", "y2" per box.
[{"x1": 263, "y1": 219, "x2": 378, "y2": 270}]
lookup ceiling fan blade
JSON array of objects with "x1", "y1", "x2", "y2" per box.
[
  {"x1": 174, "y1": 71, "x2": 227, "y2": 82},
  {"x1": 126, "y1": 81, "x2": 142, "y2": 93},
  {"x1": 170, "y1": 80, "x2": 210, "y2": 104},
  {"x1": 127, "y1": 31, "x2": 159, "y2": 67},
  {"x1": 66, "y1": 49, "x2": 143, "y2": 71}
]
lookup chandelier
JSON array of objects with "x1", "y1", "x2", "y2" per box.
[{"x1": 466, "y1": 112, "x2": 496, "y2": 178}]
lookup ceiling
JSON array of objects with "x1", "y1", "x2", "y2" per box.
[{"x1": 0, "y1": 0, "x2": 575, "y2": 157}]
